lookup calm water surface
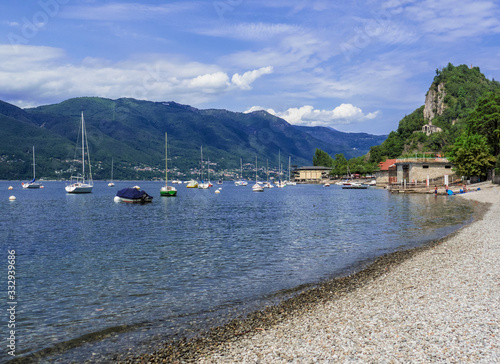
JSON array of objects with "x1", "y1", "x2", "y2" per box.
[{"x1": 0, "y1": 181, "x2": 475, "y2": 362}]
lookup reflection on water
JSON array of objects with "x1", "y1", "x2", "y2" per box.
[{"x1": 0, "y1": 181, "x2": 474, "y2": 362}]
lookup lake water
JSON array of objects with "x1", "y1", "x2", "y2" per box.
[{"x1": 0, "y1": 181, "x2": 475, "y2": 362}]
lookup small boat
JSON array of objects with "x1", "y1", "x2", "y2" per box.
[
  {"x1": 198, "y1": 181, "x2": 210, "y2": 189},
  {"x1": 65, "y1": 112, "x2": 93, "y2": 194},
  {"x1": 217, "y1": 178, "x2": 223, "y2": 185},
  {"x1": 108, "y1": 158, "x2": 115, "y2": 187},
  {"x1": 324, "y1": 183, "x2": 330, "y2": 187},
  {"x1": 342, "y1": 182, "x2": 367, "y2": 189},
  {"x1": 235, "y1": 158, "x2": 247, "y2": 186},
  {"x1": 286, "y1": 156, "x2": 296, "y2": 185},
  {"x1": 160, "y1": 132, "x2": 177, "y2": 197},
  {"x1": 114, "y1": 187, "x2": 153, "y2": 203},
  {"x1": 198, "y1": 146, "x2": 211, "y2": 189},
  {"x1": 22, "y1": 146, "x2": 42, "y2": 189},
  {"x1": 186, "y1": 180, "x2": 198, "y2": 188},
  {"x1": 252, "y1": 156, "x2": 264, "y2": 192}
]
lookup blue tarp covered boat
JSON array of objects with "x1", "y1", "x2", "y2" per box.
[{"x1": 114, "y1": 187, "x2": 153, "y2": 203}]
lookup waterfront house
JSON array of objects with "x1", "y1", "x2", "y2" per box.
[
  {"x1": 375, "y1": 159, "x2": 397, "y2": 186},
  {"x1": 394, "y1": 157, "x2": 455, "y2": 186},
  {"x1": 294, "y1": 166, "x2": 332, "y2": 183}
]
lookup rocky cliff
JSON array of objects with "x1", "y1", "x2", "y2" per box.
[{"x1": 423, "y1": 82, "x2": 446, "y2": 121}]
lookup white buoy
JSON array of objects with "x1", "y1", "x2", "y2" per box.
[
  {"x1": 114, "y1": 196, "x2": 121, "y2": 203},
  {"x1": 9, "y1": 196, "x2": 16, "y2": 201},
  {"x1": 8, "y1": 186, "x2": 13, "y2": 190},
  {"x1": 215, "y1": 190, "x2": 220, "y2": 194}
]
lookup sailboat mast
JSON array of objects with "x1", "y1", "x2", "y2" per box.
[
  {"x1": 81, "y1": 112, "x2": 85, "y2": 183},
  {"x1": 32, "y1": 146, "x2": 36, "y2": 181},
  {"x1": 165, "y1": 133, "x2": 168, "y2": 186}
]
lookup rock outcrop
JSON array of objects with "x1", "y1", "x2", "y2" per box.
[{"x1": 423, "y1": 82, "x2": 446, "y2": 121}]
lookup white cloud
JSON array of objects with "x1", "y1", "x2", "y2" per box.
[
  {"x1": 244, "y1": 104, "x2": 379, "y2": 127},
  {"x1": 0, "y1": 45, "x2": 273, "y2": 107},
  {"x1": 231, "y1": 66, "x2": 273, "y2": 90}
]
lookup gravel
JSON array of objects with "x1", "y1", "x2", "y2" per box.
[{"x1": 124, "y1": 183, "x2": 500, "y2": 363}]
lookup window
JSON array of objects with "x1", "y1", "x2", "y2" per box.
[
  {"x1": 423, "y1": 165, "x2": 429, "y2": 169},
  {"x1": 445, "y1": 165, "x2": 451, "y2": 169}
]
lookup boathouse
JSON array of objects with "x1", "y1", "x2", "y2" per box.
[
  {"x1": 394, "y1": 157, "x2": 455, "y2": 186},
  {"x1": 294, "y1": 166, "x2": 332, "y2": 183},
  {"x1": 375, "y1": 159, "x2": 397, "y2": 186}
]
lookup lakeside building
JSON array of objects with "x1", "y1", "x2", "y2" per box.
[
  {"x1": 294, "y1": 166, "x2": 332, "y2": 183},
  {"x1": 376, "y1": 157, "x2": 456, "y2": 187},
  {"x1": 375, "y1": 159, "x2": 397, "y2": 187}
]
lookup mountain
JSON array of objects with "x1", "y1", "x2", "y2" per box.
[
  {"x1": 295, "y1": 125, "x2": 387, "y2": 156},
  {"x1": 0, "y1": 97, "x2": 386, "y2": 180}
]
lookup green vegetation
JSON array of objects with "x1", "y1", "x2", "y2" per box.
[
  {"x1": 448, "y1": 134, "x2": 496, "y2": 178},
  {"x1": 359, "y1": 63, "x2": 500, "y2": 179}
]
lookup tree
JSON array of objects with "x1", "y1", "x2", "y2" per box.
[
  {"x1": 448, "y1": 133, "x2": 496, "y2": 178},
  {"x1": 332, "y1": 153, "x2": 347, "y2": 176},
  {"x1": 467, "y1": 91, "x2": 500, "y2": 157},
  {"x1": 312, "y1": 148, "x2": 333, "y2": 167}
]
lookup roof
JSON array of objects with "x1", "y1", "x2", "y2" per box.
[
  {"x1": 296, "y1": 166, "x2": 332, "y2": 171},
  {"x1": 377, "y1": 159, "x2": 397, "y2": 171}
]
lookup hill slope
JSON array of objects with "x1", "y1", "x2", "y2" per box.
[
  {"x1": 0, "y1": 97, "x2": 386, "y2": 180},
  {"x1": 368, "y1": 63, "x2": 500, "y2": 163}
]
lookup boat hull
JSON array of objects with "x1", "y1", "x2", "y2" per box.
[
  {"x1": 114, "y1": 196, "x2": 153, "y2": 203},
  {"x1": 65, "y1": 184, "x2": 93, "y2": 193},
  {"x1": 22, "y1": 183, "x2": 42, "y2": 189},
  {"x1": 160, "y1": 186, "x2": 177, "y2": 196}
]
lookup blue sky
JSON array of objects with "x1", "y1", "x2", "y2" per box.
[{"x1": 1, "y1": 0, "x2": 500, "y2": 134}]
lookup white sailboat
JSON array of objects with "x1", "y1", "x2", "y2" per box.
[
  {"x1": 252, "y1": 156, "x2": 264, "y2": 192},
  {"x1": 65, "y1": 112, "x2": 93, "y2": 193},
  {"x1": 198, "y1": 146, "x2": 210, "y2": 189},
  {"x1": 263, "y1": 159, "x2": 273, "y2": 188},
  {"x1": 22, "y1": 146, "x2": 42, "y2": 189},
  {"x1": 108, "y1": 158, "x2": 115, "y2": 187},
  {"x1": 277, "y1": 150, "x2": 286, "y2": 188},
  {"x1": 160, "y1": 132, "x2": 177, "y2": 196},
  {"x1": 286, "y1": 156, "x2": 296, "y2": 185},
  {"x1": 234, "y1": 157, "x2": 248, "y2": 186}
]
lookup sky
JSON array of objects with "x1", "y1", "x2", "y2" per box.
[{"x1": 1, "y1": 0, "x2": 500, "y2": 134}]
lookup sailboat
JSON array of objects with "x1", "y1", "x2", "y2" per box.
[
  {"x1": 286, "y1": 156, "x2": 296, "y2": 185},
  {"x1": 108, "y1": 158, "x2": 115, "y2": 187},
  {"x1": 65, "y1": 112, "x2": 93, "y2": 193},
  {"x1": 22, "y1": 146, "x2": 42, "y2": 189},
  {"x1": 160, "y1": 132, "x2": 177, "y2": 196},
  {"x1": 276, "y1": 150, "x2": 286, "y2": 188},
  {"x1": 263, "y1": 159, "x2": 273, "y2": 188},
  {"x1": 198, "y1": 146, "x2": 210, "y2": 189},
  {"x1": 234, "y1": 158, "x2": 248, "y2": 186},
  {"x1": 252, "y1": 156, "x2": 264, "y2": 192}
]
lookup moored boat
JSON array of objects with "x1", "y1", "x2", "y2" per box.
[
  {"x1": 160, "y1": 132, "x2": 177, "y2": 197},
  {"x1": 186, "y1": 179, "x2": 198, "y2": 188},
  {"x1": 65, "y1": 112, "x2": 93, "y2": 194},
  {"x1": 114, "y1": 187, "x2": 153, "y2": 203},
  {"x1": 22, "y1": 146, "x2": 42, "y2": 189}
]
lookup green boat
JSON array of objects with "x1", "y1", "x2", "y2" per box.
[{"x1": 160, "y1": 132, "x2": 177, "y2": 197}]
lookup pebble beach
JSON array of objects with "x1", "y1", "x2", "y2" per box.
[{"x1": 126, "y1": 183, "x2": 500, "y2": 363}]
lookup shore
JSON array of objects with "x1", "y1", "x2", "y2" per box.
[{"x1": 123, "y1": 183, "x2": 499, "y2": 363}]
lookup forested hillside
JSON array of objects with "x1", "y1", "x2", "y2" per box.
[{"x1": 369, "y1": 63, "x2": 500, "y2": 163}]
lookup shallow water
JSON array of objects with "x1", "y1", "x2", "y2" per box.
[{"x1": 0, "y1": 181, "x2": 474, "y2": 362}]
